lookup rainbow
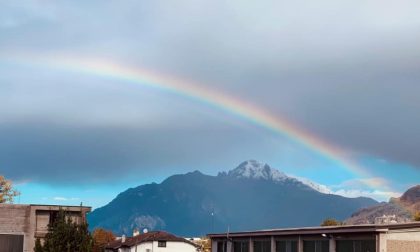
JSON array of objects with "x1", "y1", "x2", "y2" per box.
[{"x1": 2, "y1": 53, "x2": 390, "y2": 191}]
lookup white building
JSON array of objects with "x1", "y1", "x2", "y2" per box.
[{"x1": 105, "y1": 230, "x2": 200, "y2": 252}]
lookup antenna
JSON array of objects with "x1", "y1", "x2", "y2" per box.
[{"x1": 211, "y1": 210, "x2": 215, "y2": 233}]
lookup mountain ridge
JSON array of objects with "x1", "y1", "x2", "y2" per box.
[
  {"x1": 346, "y1": 185, "x2": 420, "y2": 224},
  {"x1": 88, "y1": 160, "x2": 377, "y2": 236}
]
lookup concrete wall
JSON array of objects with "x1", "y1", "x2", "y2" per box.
[
  {"x1": 0, "y1": 204, "x2": 90, "y2": 252},
  {"x1": 0, "y1": 204, "x2": 31, "y2": 252},
  {"x1": 384, "y1": 229, "x2": 420, "y2": 252},
  {"x1": 387, "y1": 240, "x2": 420, "y2": 252}
]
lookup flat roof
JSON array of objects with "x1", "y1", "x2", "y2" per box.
[
  {"x1": 0, "y1": 203, "x2": 91, "y2": 210},
  {"x1": 30, "y1": 204, "x2": 91, "y2": 209},
  {"x1": 208, "y1": 223, "x2": 420, "y2": 238}
]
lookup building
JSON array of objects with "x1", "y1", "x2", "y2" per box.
[
  {"x1": 0, "y1": 204, "x2": 91, "y2": 252},
  {"x1": 185, "y1": 237, "x2": 212, "y2": 252},
  {"x1": 208, "y1": 223, "x2": 420, "y2": 252},
  {"x1": 105, "y1": 230, "x2": 200, "y2": 252}
]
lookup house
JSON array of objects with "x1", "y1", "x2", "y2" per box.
[
  {"x1": 105, "y1": 230, "x2": 200, "y2": 252},
  {"x1": 0, "y1": 204, "x2": 91, "y2": 252},
  {"x1": 208, "y1": 222, "x2": 420, "y2": 252}
]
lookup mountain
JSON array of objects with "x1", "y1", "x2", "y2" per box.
[
  {"x1": 346, "y1": 185, "x2": 420, "y2": 225},
  {"x1": 88, "y1": 160, "x2": 377, "y2": 236}
]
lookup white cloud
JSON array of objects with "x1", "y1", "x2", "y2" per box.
[
  {"x1": 53, "y1": 196, "x2": 80, "y2": 201},
  {"x1": 332, "y1": 189, "x2": 401, "y2": 201},
  {"x1": 331, "y1": 177, "x2": 393, "y2": 192},
  {"x1": 293, "y1": 176, "x2": 402, "y2": 202}
]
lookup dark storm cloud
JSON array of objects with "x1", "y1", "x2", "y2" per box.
[
  {"x1": 234, "y1": 65, "x2": 420, "y2": 167},
  {"x1": 1, "y1": 0, "x2": 420, "y2": 185},
  {"x1": 0, "y1": 121, "x2": 289, "y2": 183}
]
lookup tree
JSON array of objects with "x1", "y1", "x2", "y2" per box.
[
  {"x1": 0, "y1": 175, "x2": 20, "y2": 203},
  {"x1": 414, "y1": 212, "x2": 420, "y2": 221},
  {"x1": 34, "y1": 238, "x2": 44, "y2": 252},
  {"x1": 321, "y1": 218, "x2": 342, "y2": 226},
  {"x1": 92, "y1": 228, "x2": 115, "y2": 252},
  {"x1": 35, "y1": 209, "x2": 93, "y2": 252}
]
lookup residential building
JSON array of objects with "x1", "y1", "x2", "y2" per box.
[
  {"x1": 105, "y1": 230, "x2": 200, "y2": 252},
  {"x1": 186, "y1": 237, "x2": 211, "y2": 252},
  {"x1": 0, "y1": 204, "x2": 91, "y2": 252},
  {"x1": 208, "y1": 222, "x2": 420, "y2": 252}
]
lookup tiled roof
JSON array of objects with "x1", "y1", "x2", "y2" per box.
[{"x1": 105, "y1": 231, "x2": 199, "y2": 249}]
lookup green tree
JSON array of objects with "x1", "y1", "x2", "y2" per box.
[
  {"x1": 35, "y1": 209, "x2": 93, "y2": 252},
  {"x1": 34, "y1": 238, "x2": 44, "y2": 252},
  {"x1": 0, "y1": 175, "x2": 20, "y2": 203},
  {"x1": 321, "y1": 218, "x2": 342, "y2": 226}
]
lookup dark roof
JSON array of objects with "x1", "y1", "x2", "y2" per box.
[
  {"x1": 4, "y1": 203, "x2": 92, "y2": 209},
  {"x1": 105, "y1": 231, "x2": 199, "y2": 249},
  {"x1": 208, "y1": 222, "x2": 420, "y2": 238}
]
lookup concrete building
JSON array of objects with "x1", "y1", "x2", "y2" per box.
[
  {"x1": 0, "y1": 204, "x2": 91, "y2": 252},
  {"x1": 208, "y1": 223, "x2": 420, "y2": 252},
  {"x1": 105, "y1": 230, "x2": 200, "y2": 252}
]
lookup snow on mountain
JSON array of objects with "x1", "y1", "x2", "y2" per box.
[
  {"x1": 224, "y1": 160, "x2": 333, "y2": 194},
  {"x1": 290, "y1": 176, "x2": 333, "y2": 194},
  {"x1": 226, "y1": 160, "x2": 291, "y2": 182}
]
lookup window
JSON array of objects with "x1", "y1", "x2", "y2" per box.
[
  {"x1": 336, "y1": 240, "x2": 375, "y2": 252},
  {"x1": 158, "y1": 241, "x2": 167, "y2": 247},
  {"x1": 49, "y1": 211, "x2": 59, "y2": 226},
  {"x1": 253, "y1": 240, "x2": 271, "y2": 252},
  {"x1": 0, "y1": 234, "x2": 24, "y2": 252},
  {"x1": 233, "y1": 241, "x2": 249, "y2": 252},
  {"x1": 217, "y1": 241, "x2": 227, "y2": 252},
  {"x1": 336, "y1": 241, "x2": 352, "y2": 252},
  {"x1": 276, "y1": 240, "x2": 298, "y2": 252},
  {"x1": 303, "y1": 240, "x2": 329, "y2": 252}
]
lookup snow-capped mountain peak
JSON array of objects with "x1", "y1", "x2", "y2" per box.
[
  {"x1": 221, "y1": 160, "x2": 333, "y2": 195},
  {"x1": 226, "y1": 160, "x2": 290, "y2": 182}
]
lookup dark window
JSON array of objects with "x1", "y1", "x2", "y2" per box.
[
  {"x1": 360, "y1": 240, "x2": 375, "y2": 252},
  {"x1": 233, "y1": 241, "x2": 249, "y2": 252},
  {"x1": 336, "y1": 240, "x2": 375, "y2": 252},
  {"x1": 336, "y1": 240, "x2": 352, "y2": 252},
  {"x1": 303, "y1": 240, "x2": 329, "y2": 252},
  {"x1": 254, "y1": 240, "x2": 271, "y2": 252},
  {"x1": 49, "y1": 211, "x2": 59, "y2": 226},
  {"x1": 276, "y1": 240, "x2": 298, "y2": 252},
  {"x1": 158, "y1": 241, "x2": 167, "y2": 247},
  {"x1": 217, "y1": 241, "x2": 227, "y2": 252},
  {"x1": 0, "y1": 234, "x2": 24, "y2": 252}
]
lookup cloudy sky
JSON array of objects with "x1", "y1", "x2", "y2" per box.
[{"x1": 1, "y1": 0, "x2": 419, "y2": 208}]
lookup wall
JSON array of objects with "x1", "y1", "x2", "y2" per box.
[
  {"x1": 131, "y1": 241, "x2": 198, "y2": 252},
  {"x1": 385, "y1": 229, "x2": 420, "y2": 252},
  {"x1": 0, "y1": 204, "x2": 31, "y2": 252},
  {"x1": 387, "y1": 240, "x2": 420, "y2": 252},
  {"x1": 0, "y1": 204, "x2": 91, "y2": 252}
]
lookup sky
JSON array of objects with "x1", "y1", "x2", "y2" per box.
[{"x1": 1, "y1": 0, "x2": 420, "y2": 209}]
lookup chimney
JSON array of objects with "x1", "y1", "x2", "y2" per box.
[
  {"x1": 122, "y1": 235, "x2": 126, "y2": 243},
  {"x1": 133, "y1": 229, "x2": 140, "y2": 237}
]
